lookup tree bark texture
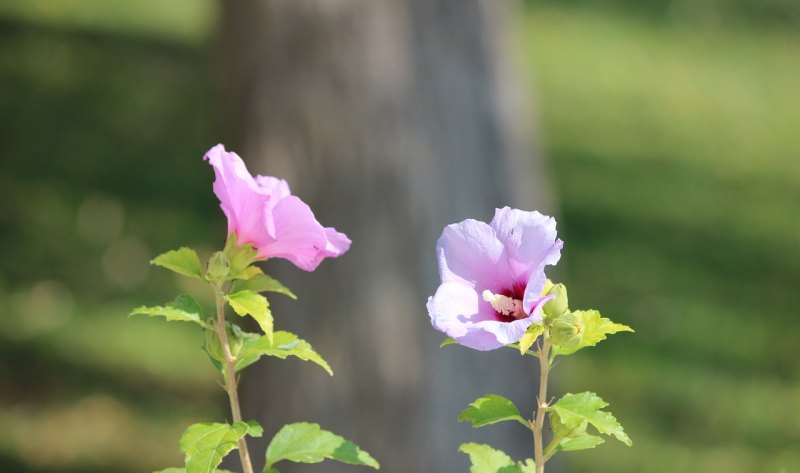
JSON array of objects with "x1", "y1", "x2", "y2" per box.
[{"x1": 218, "y1": 1, "x2": 552, "y2": 471}]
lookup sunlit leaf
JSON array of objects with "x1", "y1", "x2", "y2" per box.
[
  {"x1": 179, "y1": 421, "x2": 262, "y2": 473},
  {"x1": 550, "y1": 392, "x2": 631, "y2": 446},
  {"x1": 553, "y1": 310, "x2": 633, "y2": 356},
  {"x1": 265, "y1": 422, "x2": 379, "y2": 469},
  {"x1": 231, "y1": 272, "x2": 296, "y2": 299},
  {"x1": 517, "y1": 323, "x2": 544, "y2": 354},
  {"x1": 458, "y1": 394, "x2": 529, "y2": 429},
  {"x1": 130, "y1": 294, "x2": 206, "y2": 327},
  {"x1": 151, "y1": 247, "x2": 203, "y2": 279},
  {"x1": 558, "y1": 432, "x2": 605, "y2": 452},
  {"x1": 459, "y1": 443, "x2": 534, "y2": 473},
  {"x1": 225, "y1": 290, "x2": 273, "y2": 342},
  {"x1": 235, "y1": 330, "x2": 332, "y2": 375}
]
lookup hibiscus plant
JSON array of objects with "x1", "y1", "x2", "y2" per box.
[
  {"x1": 132, "y1": 145, "x2": 379, "y2": 473},
  {"x1": 428, "y1": 208, "x2": 633, "y2": 473}
]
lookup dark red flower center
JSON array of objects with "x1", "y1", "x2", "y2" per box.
[{"x1": 490, "y1": 281, "x2": 527, "y2": 323}]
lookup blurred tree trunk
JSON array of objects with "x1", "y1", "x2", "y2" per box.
[{"x1": 219, "y1": 1, "x2": 553, "y2": 472}]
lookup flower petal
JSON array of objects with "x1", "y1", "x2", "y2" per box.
[
  {"x1": 490, "y1": 207, "x2": 563, "y2": 281},
  {"x1": 470, "y1": 316, "x2": 535, "y2": 350},
  {"x1": 436, "y1": 219, "x2": 511, "y2": 290},
  {"x1": 427, "y1": 282, "x2": 480, "y2": 339},
  {"x1": 204, "y1": 144, "x2": 268, "y2": 242},
  {"x1": 260, "y1": 195, "x2": 349, "y2": 271}
]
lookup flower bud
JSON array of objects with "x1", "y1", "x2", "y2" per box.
[
  {"x1": 204, "y1": 326, "x2": 225, "y2": 367},
  {"x1": 550, "y1": 312, "x2": 584, "y2": 348},
  {"x1": 543, "y1": 283, "x2": 568, "y2": 319},
  {"x1": 206, "y1": 251, "x2": 230, "y2": 280},
  {"x1": 204, "y1": 322, "x2": 245, "y2": 367}
]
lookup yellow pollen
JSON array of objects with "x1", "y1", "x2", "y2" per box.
[{"x1": 482, "y1": 290, "x2": 524, "y2": 317}]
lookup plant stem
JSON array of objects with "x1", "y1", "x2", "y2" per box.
[
  {"x1": 533, "y1": 336, "x2": 551, "y2": 473},
  {"x1": 214, "y1": 285, "x2": 255, "y2": 473}
]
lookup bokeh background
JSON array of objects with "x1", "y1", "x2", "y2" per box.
[{"x1": 1, "y1": 0, "x2": 799, "y2": 472}]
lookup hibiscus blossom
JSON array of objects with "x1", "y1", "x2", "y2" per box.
[
  {"x1": 204, "y1": 144, "x2": 350, "y2": 271},
  {"x1": 427, "y1": 207, "x2": 563, "y2": 351}
]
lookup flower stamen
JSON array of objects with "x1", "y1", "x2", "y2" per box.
[{"x1": 482, "y1": 290, "x2": 525, "y2": 319}]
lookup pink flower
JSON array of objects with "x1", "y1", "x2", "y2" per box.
[
  {"x1": 426, "y1": 208, "x2": 563, "y2": 351},
  {"x1": 204, "y1": 144, "x2": 351, "y2": 271}
]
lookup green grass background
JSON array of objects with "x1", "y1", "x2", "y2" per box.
[{"x1": 0, "y1": 1, "x2": 798, "y2": 472}]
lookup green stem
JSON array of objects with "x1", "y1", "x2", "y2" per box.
[
  {"x1": 214, "y1": 284, "x2": 255, "y2": 473},
  {"x1": 543, "y1": 432, "x2": 565, "y2": 462},
  {"x1": 533, "y1": 336, "x2": 551, "y2": 473}
]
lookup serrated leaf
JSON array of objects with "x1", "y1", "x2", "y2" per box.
[
  {"x1": 458, "y1": 394, "x2": 529, "y2": 429},
  {"x1": 179, "y1": 421, "x2": 259, "y2": 473},
  {"x1": 246, "y1": 420, "x2": 264, "y2": 437},
  {"x1": 130, "y1": 294, "x2": 207, "y2": 327},
  {"x1": 459, "y1": 443, "x2": 533, "y2": 473},
  {"x1": 265, "y1": 422, "x2": 379, "y2": 469},
  {"x1": 232, "y1": 272, "x2": 297, "y2": 299},
  {"x1": 558, "y1": 432, "x2": 605, "y2": 452},
  {"x1": 235, "y1": 330, "x2": 332, "y2": 375},
  {"x1": 226, "y1": 290, "x2": 273, "y2": 342},
  {"x1": 553, "y1": 310, "x2": 633, "y2": 356},
  {"x1": 550, "y1": 392, "x2": 632, "y2": 446},
  {"x1": 151, "y1": 247, "x2": 203, "y2": 279},
  {"x1": 224, "y1": 233, "x2": 260, "y2": 279},
  {"x1": 440, "y1": 338, "x2": 457, "y2": 348},
  {"x1": 153, "y1": 469, "x2": 235, "y2": 473},
  {"x1": 516, "y1": 459, "x2": 536, "y2": 473},
  {"x1": 517, "y1": 324, "x2": 544, "y2": 354}
]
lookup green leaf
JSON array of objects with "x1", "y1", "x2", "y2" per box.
[
  {"x1": 458, "y1": 394, "x2": 529, "y2": 429},
  {"x1": 153, "y1": 469, "x2": 236, "y2": 473},
  {"x1": 246, "y1": 420, "x2": 265, "y2": 437},
  {"x1": 265, "y1": 422, "x2": 379, "y2": 469},
  {"x1": 235, "y1": 330, "x2": 332, "y2": 375},
  {"x1": 226, "y1": 290, "x2": 273, "y2": 342},
  {"x1": 224, "y1": 232, "x2": 260, "y2": 279},
  {"x1": 550, "y1": 392, "x2": 632, "y2": 446},
  {"x1": 151, "y1": 247, "x2": 203, "y2": 279},
  {"x1": 459, "y1": 443, "x2": 534, "y2": 473},
  {"x1": 558, "y1": 432, "x2": 605, "y2": 452},
  {"x1": 553, "y1": 310, "x2": 633, "y2": 356},
  {"x1": 130, "y1": 294, "x2": 207, "y2": 327},
  {"x1": 517, "y1": 323, "x2": 544, "y2": 354},
  {"x1": 439, "y1": 337, "x2": 457, "y2": 348},
  {"x1": 179, "y1": 421, "x2": 260, "y2": 473},
  {"x1": 232, "y1": 272, "x2": 297, "y2": 300}
]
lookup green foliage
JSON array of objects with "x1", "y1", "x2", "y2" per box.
[
  {"x1": 231, "y1": 272, "x2": 297, "y2": 300},
  {"x1": 223, "y1": 233, "x2": 260, "y2": 280},
  {"x1": 557, "y1": 432, "x2": 605, "y2": 452},
  {"x1": 439, "y1": 337, "x2": 457, "y2": 348},
  {"x1": 459, "y1": 443, "x2": 535, "y2": 473},
  {"x1": 458, "y1": 394, "x2": 530, "y2": 429},
  {"x1": 516, "y1": 323, "x2": 544, "y2": 354},
  {"x1": 552, "y1": 310, "x2": 633, "y2": 356},
  {"x1": 153, "y1": 469, "x2": 235, "y2": 473},
  {"x1": 235, "y1": 330, "x2": 332, "y2": 375},
  {"x1": 542, "y1": 283, "x2": 568, "y2": 320},
  {"x1": 151, "y1": 247, "x2": 204, "y2": 279},
  {"x1": 549, "y1": 392, "x2": 632, "y2": 446},
  {"x1": 179, "y1": 421, "x2": 263, "y2": 473},
  {"x1": 130, "y1": 294, "x2": 207, "y2": 328},
  {"x1": 206, "y1": 251, "x2": 231, "y2": 281},
  {"x1": 225, "y1": 290, "x2": 273, "y2": 342},
  {"x1": 264, "y1": 422, "x2": 379, "y2": 470}
]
